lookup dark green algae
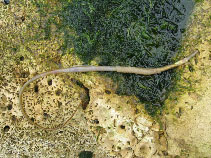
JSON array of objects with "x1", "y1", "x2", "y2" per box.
[{"x1": 34, "y1": 0, "x2": 194, "y2": 115}]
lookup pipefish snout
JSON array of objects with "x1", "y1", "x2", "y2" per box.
[{"x1": 19, "y1": 50, "x2": 199, "y2": 130}]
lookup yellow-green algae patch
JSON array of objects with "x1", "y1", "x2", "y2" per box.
[{"x1": 163, "y1": 0, "x2": 211, "y2": 157}]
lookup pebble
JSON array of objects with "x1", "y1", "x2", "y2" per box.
[{"x1": 4, "y1": 0, "x2": 10, "y2": 5}]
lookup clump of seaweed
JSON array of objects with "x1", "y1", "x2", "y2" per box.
[{"x1": 34, "y1": 0, "x2": 194, "y2": 115}]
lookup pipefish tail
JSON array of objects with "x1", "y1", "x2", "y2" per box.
[{"x1": 19, "y1": 50, "x2": 199, "y2": 130}]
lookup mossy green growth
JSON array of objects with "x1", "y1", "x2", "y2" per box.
[
  {"x1": 194, "y1": 0, "x2": 204, "y2": 3},
  {"x1": 34, "y1": 0, "x2": 194, "y2": 115}
]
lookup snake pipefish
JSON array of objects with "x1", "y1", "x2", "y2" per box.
[{"x1": 19, "y1": 50, "x2": 198, "y2": 130}]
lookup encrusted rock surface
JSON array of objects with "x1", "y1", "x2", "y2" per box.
[
  {"x1": 0, "y1": 0, "x2": 210, "y2": 158},
  {"x1": 84, "y1": 78, "x2": 165, "y2": 157},
  {"x1": 0, "y1": 1, "x2": 166, "y2": 157}
]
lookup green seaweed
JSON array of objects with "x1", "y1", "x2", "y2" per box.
[{"x1": 33, "y1": 0, "x2": 194, "y2": 115}]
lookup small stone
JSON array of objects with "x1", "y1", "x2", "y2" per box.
[
  {"x1": 78, "y1": 151, "x2": 93, "y2": 158},
  {"x1": 3, "y1": 125, "x2": 10, "y2": 132},
  {"x1": 4, "y1": 0, "x2": 10, "y2": 5}
]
